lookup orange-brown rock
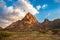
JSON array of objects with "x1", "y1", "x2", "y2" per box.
[{"x1": 22, "y1": 12, "x2": 38, "y2": 24}]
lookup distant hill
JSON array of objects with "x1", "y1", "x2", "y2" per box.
[
  {"x1": 51, "y1": 19, "x2": 60, "y2": 29},
  {"x1": 41, "y1": 19, "x2": 52, "y2": 30}
]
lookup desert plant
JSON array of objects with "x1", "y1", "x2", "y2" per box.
[{"x1": 0, "y1": 31, "x2": 11, "y2": 39}]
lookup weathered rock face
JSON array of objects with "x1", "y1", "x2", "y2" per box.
[
  {"x1": 43, "y1": 19, "x2": 50, "y2": 24},
  {"x1": 42, "y1": 19, "x2": 51, "y2": 30},
  {"x1": 22, "y1": 12, "x2": 38, "y2": 24},
  {"x1": 42, "y1": 19, "x2": 60, "y2": 30},
  {"x1": 51, "y1": 19, "x2": 60, "y2": 29}
]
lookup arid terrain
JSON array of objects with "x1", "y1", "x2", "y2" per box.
[{"x1": 0, "y1": 31, "x2": 60, "y2": 40}]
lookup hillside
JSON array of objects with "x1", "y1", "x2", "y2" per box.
[{"x1": 4, "y1": 12, "x2": 60, "y2": 32}]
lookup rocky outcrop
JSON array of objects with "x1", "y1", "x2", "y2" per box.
[
  {"x1": 42, "y1": 19, "x2": 52, "y2": 30},
  {"x1": 4, "y1": 12, "x2": 60, "y2": 32},
  {"x1": 51, "y1": 19, "x2": 60, "y2": 29},
  {"x1": 42, "y1": 19, "x2": 60, "y2": 30},
  {"x1": 21, "y1": 12, "x2": 38, "y2": 24}
]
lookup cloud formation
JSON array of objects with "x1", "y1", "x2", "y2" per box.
[
  {"x1": 0, "y1": 0, "x2": 39, "y2": 28},
  {"x1": 36, "y1": 5, "x2": 41, "y2": 10},
  {"x1": 42, "y1": 4, "x2": 48, "y2": 9},
  {"x1": 36, "y1": 4, "x2": 48, "y2": 10}
]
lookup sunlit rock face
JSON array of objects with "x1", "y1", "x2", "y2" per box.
[{"x1": 22, "y1": 12, "x2": 38, "y2": 25}]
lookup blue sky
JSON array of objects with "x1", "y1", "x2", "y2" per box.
[
  {"x1": 2, "y1": 0, "x2": 60, "y2": 22},
  {"x1": 0, "y1": 0, "x2": 60, "y2": 28},
  {"x1": 29, "y1": 0, "x2": 60, "y2": 22}
]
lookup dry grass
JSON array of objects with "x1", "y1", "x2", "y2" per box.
[{"x1": 0, "y1": 31, "x2": 60, "y2": 40}]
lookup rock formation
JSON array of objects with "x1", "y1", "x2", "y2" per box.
[
  {"x1": 4, "y1": 12, "x2": 60, "y2": 32},
  {"x1": 5, "y1": 12, "x2": 42, "y2": 31}
]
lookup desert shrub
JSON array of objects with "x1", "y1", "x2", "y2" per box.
[
  {"x1": 58, "y1": 31, "x2": 60, "y2": 35},
  {"x1": 47, "y1": 30, "x2": 53, "y2": 34},
  {"x1": 39, "y1": 30, "x2": 47, "y2": 34},
  {"x1": 51, "y1": 29, "x2": 60, "y2": 35},
  {"x1": 0, "y1": 31, "x2": 11, "y2": 39}
]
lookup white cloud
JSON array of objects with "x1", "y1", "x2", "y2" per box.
[
  {"x1": 42, "y1": 4, "x2": 48, "y2": 9},
  {"x1": 7, "y1": 6, "x2": 14, "y2": 13},
  {"x1": 0, "y1": 0, "x2": 39, "y2": 28},
  {"x1": 17, "y1": 0, "x2": 39, "y2": 15},
  {"x1": 36, "y1": 4, "x2": 48, "y2": 10},
  {"x1": 36, "y1": 5, "x2": 41, "y2": 10},
  {"x1": 0, "y1": 5, "x2": 25, "y2": 28}
]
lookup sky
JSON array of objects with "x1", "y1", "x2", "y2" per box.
[{"x1": 0, "y1": 0, "x2": 60, "y2": 28}]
